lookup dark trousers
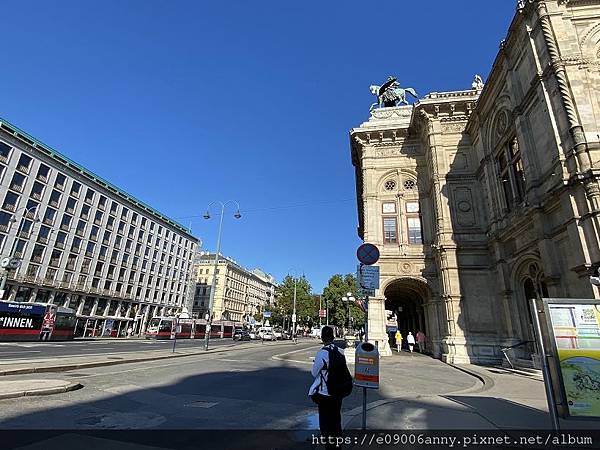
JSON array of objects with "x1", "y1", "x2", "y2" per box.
[{"x1": 316, "y1": 394, "x2": 342, "y2": 449}]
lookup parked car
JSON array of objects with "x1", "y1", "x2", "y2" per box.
[
  {"x1": 280, "y1": 330, "x2": 292, "y2": 340},
  {"x1": 273, "y1": 328, "x2": 283, "y2": 340},
  {"x1": 248, "y1": 330, "x2": 257, "y2": 340},
  {"x1": 261, "y1": 330, "x2": 275, "y2": 341},
  {"x1": 233, "y1": 329, "x2": 250, "y2": 341}
]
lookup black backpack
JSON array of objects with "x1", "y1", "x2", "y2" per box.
[{"x1": 323, "y1": 345, "x2": 353, "y2": 398}]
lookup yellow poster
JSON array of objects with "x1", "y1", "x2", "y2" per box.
[{"x1": 550, "y1": 304, "x2": 600, "y2": 418}]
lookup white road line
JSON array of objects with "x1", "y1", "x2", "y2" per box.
[{"x1": 0, "y1": 350, "x2": 42, "y2": 354}]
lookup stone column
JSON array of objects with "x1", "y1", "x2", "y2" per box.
[
  {"x1": 8, "y1": 285, "x2": 18, "y2": 301},
  {"x1": 367, "y1": 296, "x2": 392, "y2": 356},
  {"x1": 90, "y1": 298, "x2": 99, "y2": 316},
  {"x1": 28, "y1": 288, "x2": 38, "y2": 303}
]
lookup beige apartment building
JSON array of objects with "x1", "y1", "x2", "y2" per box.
[
  {"x1": 192, "y1": 252, "x2": 276, "y2": 322},
  {"x1": 350, "y1": 0, "x2": 600, "y2": 364}
]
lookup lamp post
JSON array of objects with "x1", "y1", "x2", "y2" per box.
[
  {"x1": 203, "y1": 200, "x2": 241, "y2": 351},
  {"x1": 0, "y1": 206, "x2": 41, "y2": 297},
  {"x1": 342, "y1": 292, "x2": 355, "y2": 333},
  {"x1": 287, "y1": 269, "x2": 302, "y2": 344}
]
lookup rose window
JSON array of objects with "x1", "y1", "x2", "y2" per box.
[
  {"x1": 384, "y1": 180, "x2": 396, "y2": 191},
  {"x1": 403, "y1": 179, "x2": 416, "y2": 190}
]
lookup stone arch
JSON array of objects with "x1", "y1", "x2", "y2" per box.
[
  {"x1": 509, "y1": 254, "x2": 548, "y2": 357},
  {"x1": 579, "y1": 22, "x2": 600, "y2": 59},
  {"x1": 378, "y1": 170, "x2": 400, "y2": 193},
  {"x1": 488, "y1": 102, "x2": 514, "y2": 151},
  {"x1": 382, "y1": 276, "x2": 436, "y2": 351}
]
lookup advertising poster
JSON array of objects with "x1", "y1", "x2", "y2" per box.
[{"x1": 547, "y1": 301, "x2": 600, "y2": 418}]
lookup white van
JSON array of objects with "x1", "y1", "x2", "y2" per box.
[{"x1": 257, "y1": 327, "x2": 273, "y2": 339}]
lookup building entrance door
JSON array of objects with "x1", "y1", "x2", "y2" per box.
[{"x1": 384, "y1": 277, "x2": 430, "y2": 352}]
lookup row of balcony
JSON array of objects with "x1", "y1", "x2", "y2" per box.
[{"x1": 6, "y1": 271, "x2": 182, "y2": 303}]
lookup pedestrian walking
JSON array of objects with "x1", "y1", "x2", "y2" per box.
[
  {"x1": 407, "y1": 332, "x2": 415, "y2": 352},
  {"x1": 394, "y1": 330, "x2": 403, "y2": 353},
  {"x1": 416, "y1": 330, "x2": 426, "y2": 353},
  {"x1": 308, "y1": 326, "x2": 353, "y2": 450}
]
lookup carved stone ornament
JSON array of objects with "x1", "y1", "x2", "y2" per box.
[
  {"x1": 496, "y1": 110, "x2": 509, "y2": 137},
  {"x1": 400, "y1": 262, "x2": 412, "y2": 273},
  {"x1": 457, "y1": 201, "x2": 472, "y2": 212}
]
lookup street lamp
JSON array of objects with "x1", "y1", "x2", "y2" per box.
[
  {"x1": 342, "y1": 292, "x2": 355, "y2": 332},
  {"x1": 287, "y1": 269, "x2": 302, "y2": 344},
  {"x1": 202, "y1": 200, "x2": 241, "y2": 351}
]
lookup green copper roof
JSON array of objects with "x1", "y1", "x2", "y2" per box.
[{"x1": 0, "y1": 116, "x2": 196, "y2": 240}]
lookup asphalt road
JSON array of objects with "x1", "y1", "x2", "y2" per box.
[
  {"x1": 0, "y1": 336, "x2": 268, "y2": 360},
  {"x1": 0, "y1": 341, "x2": 477, "y2": 449}
]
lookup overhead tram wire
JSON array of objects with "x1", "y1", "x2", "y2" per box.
[{"x1": 172, "y1": 198, "x2": 355, "y2": 221}]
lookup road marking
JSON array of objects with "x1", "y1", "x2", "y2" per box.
[
  {"x1": 186, "y1": 401, "x2": 218, "y2": 408},
  {"x1": 0, "y1": 350, "x2": 42, "y2": 354}
]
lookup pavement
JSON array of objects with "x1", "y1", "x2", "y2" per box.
[
  {"x1": 0, "y1": 379, "x2": 82, "y2": 399},
  {"x1": 0, "y1": 339, "x2": 594, "y2": 437},
  {"x1": 344, "y1": 350, "x2": 593, "y2": 430}
]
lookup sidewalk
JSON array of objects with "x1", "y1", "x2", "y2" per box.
[
  {"x1": 0, "y1": 379, "x2": 82, "y2": 399},
  {"x1": 344, "y1": 351, "x2": 593, "y2": 430}
]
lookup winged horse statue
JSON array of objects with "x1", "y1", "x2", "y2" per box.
[{"x1": 369, "y1": 76, "x2": 418, "y2": 111}]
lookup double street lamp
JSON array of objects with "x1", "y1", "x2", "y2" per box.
[{"x1": 203, "y1": 200, "x2": 241, "y2": 351}]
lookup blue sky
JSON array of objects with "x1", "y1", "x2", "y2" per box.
[{"x1": 1, "y1": 1, "x2": 515, "y2": 292}]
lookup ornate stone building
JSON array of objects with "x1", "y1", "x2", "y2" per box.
[{"x1": 350, "y1": 0, "x2": 600, "y2": 364}]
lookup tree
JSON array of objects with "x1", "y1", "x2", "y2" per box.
[
  {"x1": 322, "y1": 273, "x2": 365, "y2": 330},
  {"x1": 274, "y1": 275, "x2": 316, "y2": 329}
]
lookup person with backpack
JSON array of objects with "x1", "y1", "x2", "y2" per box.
[{"x1": 308, "y1": 326, "x2": 353, "y2": 449}]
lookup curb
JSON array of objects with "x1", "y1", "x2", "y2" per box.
[
  {"x1": 445, "y1": 363, "x2": 495, "y2": 392},
  {"x1": 0, "y1": 341, "x2": 300, "y2": 377},
  {"x1": 0, "y1": 382, "x2": 83, "y2": 400}
]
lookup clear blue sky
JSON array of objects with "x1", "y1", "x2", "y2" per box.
[{"x1": 2, "y1": 1, "x2": 515, "y2": 292}]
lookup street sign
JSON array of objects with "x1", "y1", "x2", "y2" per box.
[
  {"x1": 319, "y1": 309, "x2": 326, "y2": 318},
  {"x1": 292, "y1": 313, "x2": 297, "y2": 322},
  {"x1": 263, "y1": 311, "x2": 271, "y2": 318},
  {"x1": 356, "y1": 243, "x2": 379, "y2": 266},
  {"x1": 358, "y1": 265, "x2": 379, "y2": 290}
]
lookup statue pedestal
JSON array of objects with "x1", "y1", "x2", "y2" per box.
[{"x1": 367, "y1": 296, "x2": 392, "y2": 356}]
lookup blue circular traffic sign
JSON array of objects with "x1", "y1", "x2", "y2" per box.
[{"x1": 357, "y1": 243, "x2": 380, "y2": 265}]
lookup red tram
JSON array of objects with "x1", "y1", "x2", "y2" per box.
[{"x1": 144, "y1": 316, "x2": 238, "y2": 339}]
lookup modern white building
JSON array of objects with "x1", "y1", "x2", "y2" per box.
[{"x1": 0, "y1": 116, "x2": 199, "y2": 337}]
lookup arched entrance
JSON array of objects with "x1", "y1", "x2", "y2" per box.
[
  {"x1": 384, "y1": 277, "x2": 430, "y2": 349},
  {"x1": 514, "y1": 260, "x2": 549, "y2": 361}
]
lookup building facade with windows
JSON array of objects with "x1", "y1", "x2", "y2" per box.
[
  {"x1": 351, "y1": 0, "x2": 600, "y2": 364},
  {"x1": 193, "y1": 252, "x2": 276, "y2": 322},
  {"x1": 0, "y1": 117, "x2": 199, "y2": 337}
]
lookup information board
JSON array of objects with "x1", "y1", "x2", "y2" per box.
[{"x1": 544, "y1": 298, "x2": 600, "y2": 419}]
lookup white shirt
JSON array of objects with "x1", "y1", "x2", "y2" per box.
[
  {"x1": 407, "y1": 334, "x2": 415, "y2": 344},
  {"x1": 308, "y1": 344, "x2": 343, "y2": 397}
]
